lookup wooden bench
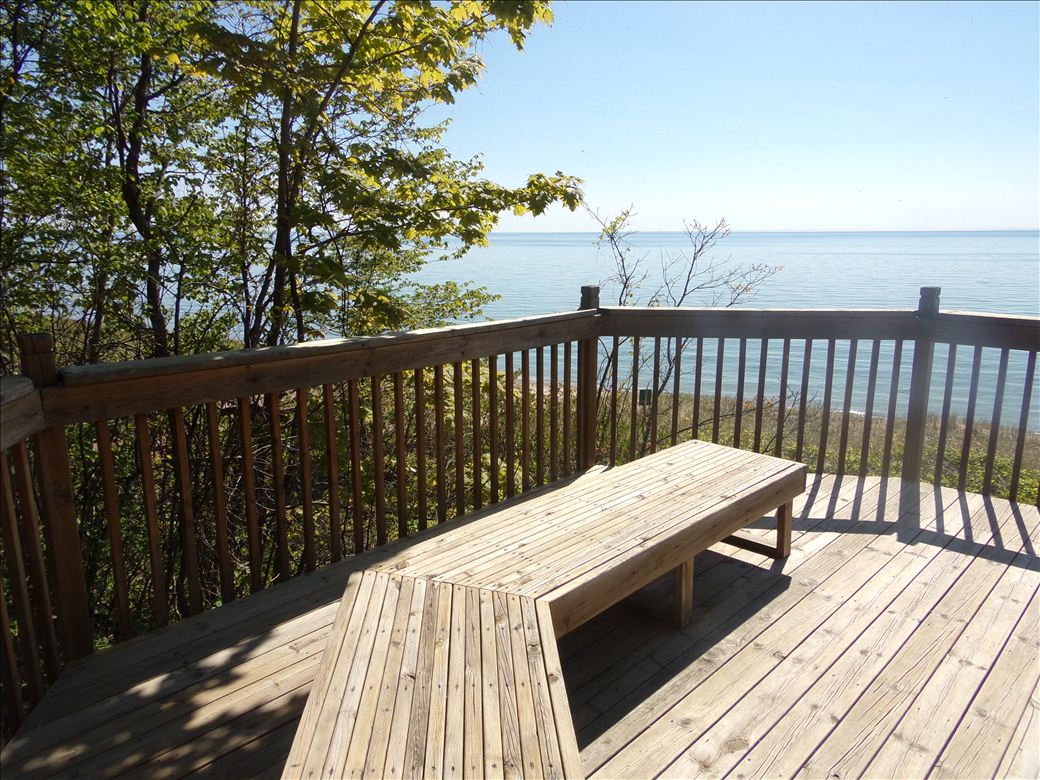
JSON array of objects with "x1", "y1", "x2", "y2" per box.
[{"x1": 283, "y1": 440, "x2": 806, "y2": 779}]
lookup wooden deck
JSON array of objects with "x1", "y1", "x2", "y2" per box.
[{"x1": 2, "y1": 473, "x2": 1037, "y2": 779}]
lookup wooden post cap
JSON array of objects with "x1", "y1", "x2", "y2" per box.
[
  {"x1": 917, "y1": 287, "x2": 941, "y2": 317},
  {"x1": 17, "y1": 333, "x2": 58, "y2": 386},
  {"x1": 580, "y1": 285, "x2": 600, "y2": 310}
]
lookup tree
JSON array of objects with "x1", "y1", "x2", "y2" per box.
[
  {"x1": 1, "y1": 0, "x2": 581, "y2": 368},
  {"x1": 588, "y1": 207, "x2": 780, "y2": 454}
]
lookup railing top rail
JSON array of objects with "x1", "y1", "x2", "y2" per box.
[
  {"x1": 41, "y1": 310, "x2": 599, "y2": 426},
  {"x1": 0, "y1": 375, "x2": 35, "y2": 405},
  {"x1": 598, "y1": 306, "x2": 919, "y2": 314},
  {"x1": 599, "y1": 306, "x2": 1039, "y2": 350},
  {"x1": 59, "y1": 309, "x2": 598, "y2": 388},
  {"x1": 0, "y1": 377, "x2": 44, "y2": 449},
  {"x1": 599, "y1": 305, "x2": 1039, "y2": 323}
]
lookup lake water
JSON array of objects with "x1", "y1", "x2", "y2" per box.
[{"x1": 414, "y1": 231, "x2": 1040, "y2": 429}]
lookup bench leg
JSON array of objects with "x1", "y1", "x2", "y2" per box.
[
  {"x1": 673, "y1": 558, "x2": 694, "y2": 629},
  {"x1": 776, "y1": 499, "x2": 793, "y2": 559}
]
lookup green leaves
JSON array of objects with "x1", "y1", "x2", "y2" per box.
[{"x1": 4, "y1": 0, "x2": 581, "y2": 367}]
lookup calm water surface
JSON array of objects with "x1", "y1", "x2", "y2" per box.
[{"x1": 414, "y1": 231, "x2": 1040, "y2": 428}]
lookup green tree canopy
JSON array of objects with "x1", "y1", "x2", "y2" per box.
[{"x1": 1, "y1": 0, "x2": 581, "y2": 368}]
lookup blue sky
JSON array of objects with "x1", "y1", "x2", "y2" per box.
[{"x1": 432, "y1": 1, "x2": 1040, "y2": 232}]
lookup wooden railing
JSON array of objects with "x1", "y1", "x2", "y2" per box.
[{"x1": 0, "y1": 285, "x2": 1037, "y2": 738}]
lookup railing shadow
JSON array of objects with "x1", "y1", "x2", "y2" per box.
[{"x1": 565, "y1": 473, "x2": 1038, "y2": 755}]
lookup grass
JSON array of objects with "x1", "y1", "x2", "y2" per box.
[{"x1": 596, "y1": 390, "x2": 1040, "y2": 504}]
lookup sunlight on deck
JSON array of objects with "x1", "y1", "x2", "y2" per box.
[{"x1": 1, "y1": 474, "x2": 1037, "y2": 779}]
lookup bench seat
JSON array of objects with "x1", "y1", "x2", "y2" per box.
[{"x1": 285, "y1": 440, "x2": 806, "y2": 778}]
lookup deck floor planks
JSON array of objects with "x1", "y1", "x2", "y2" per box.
[
  {"x1": 591, "y1": 481, "x2": 953, "y2": 779},
  {"x1": 580, "y1": 477, "x2": 926, "y2": 775},
  {"x1": 993, "y1": 676, "x2": 1040, "y2": 780},
  {"x1": 371, "y1": 577, "x2": 429, "y2": 780},
  {"x1": 933, "y1": 590, "x2": 1040, "y2": 780},
  {"x1": 659, "y1": 493, "x2": 1024, "y2": 779},
  {"x1": 478, "y1": 588, "x2": 505, "y2": 780},
  {"x1": 360, "y1": 576, "x2": 422, "y2": 780},
  {"x1": 491, "y1": 590, "x2": 525, "y2": 778},
  {"x1": 3, "y1": 472, "x2": 1037, "y2": 780},
  {"x1": 420, "y1": 581, "x2": 453, "y2": 780},
  {"x1": 863, "y1": 550, "x2": 1039, "y2": 778},
  {"x1": 798, "y1": 508, "x2": 1038, "y2": 779},
  {"x1": 521, "y1": 597, "x2": 565, "y2": 780},
  {"x1": 462, "y1": 586, "x2": 484, "y2": 780},
  {"x1": 442, "y1": 585, "x2": 467, "y2": 780},
  {"x1": 343, "y1": 576, "x2": 413, "y2": 779},
  {"x1": 564, "y1": 477, "x2": 891, "y2": 720}
]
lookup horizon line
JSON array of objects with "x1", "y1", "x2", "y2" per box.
[{"x1": 488, "y1": 227, "x2": 1040, "y2": 235}]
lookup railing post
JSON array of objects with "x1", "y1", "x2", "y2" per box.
[
  {"x1": 17, "y1": 334, "x2": 93, "y2": 660},
  {"x1": 901, "y1": 287, "x2": 940, "y2": 485},
  {"x1": 578, "y1": 285, "x2": 600, "y2": 469}
]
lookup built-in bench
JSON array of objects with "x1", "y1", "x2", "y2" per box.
[{"x1": 283, "y1": 439, "x2": 806, "y2": 779}]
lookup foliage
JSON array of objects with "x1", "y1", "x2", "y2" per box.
[
  {"x1": 588, "y1": 206, "x2": 781, "y2": 454},
  {"x1": 1, "y1": 0, "x2": 581, "y2": 369}
]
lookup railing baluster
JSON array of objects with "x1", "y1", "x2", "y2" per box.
[
  {"x1": 0, "y1": 575, "x2": 24, "y2": 729},
  {"x1": 692, "y1": 337, "x2": 703, "y2": 441},
  {"x1": 880, "y1": 341, "x2": 904, "y2": 478},
  {"x1": 134, "y1": 416, "x2": 168, "y2": 628},
  {"x1": 563, "y1": 342, "x2": 572, "y2": 475},
  {"x1": 795, "y1": 339, "x2": 813, "y2": 463},
  {"x1": 733, "y1": 338, "x2": 746, "y2": 449},
  {"x1": 609, "y1": 336, "x2": 619, "y2": 466},
  {"x1": 414, "y1": 369, "x2": 428, "y2": 530},
  {"x1": 204, "y1": 404, "x2": 234, "y2": 602},
  {"x1": 10, "y1": 442, "x2": 59, "y2": 675},
  {"x1": 630, "y1": 336, "x2": 640, "y2": 460},
  {"x1": 982, "y1": 348, "x2": 1010, "y2": 495},
  {"x1": 393, "y1": 372, "x2": 408, "y2": 539},
  {"x1": 958, "y1": 345, "x2": 983, "y2": 492},
  {"x1": 453, "y1": 362, "x2": 465, "y2": 516},
  {"x1": 775, "y1": 339, "x2": 791, "y2": 458},
  {"x1": 713, "y1": 338, "x2": 725, "y2": 445},
  {"x1": 0, "y1": 452, "x2": 44, "y2": 702},
  {"x1": 266, "y1": 394, "x2": 290, "y2": 581},
  {"x1": 650, "y1": 337, "x2": 661, "y2": 453},
  {"x1": 934, "y1": 344, "x2": 958, "y2": 487},
  {"x1": 536, "y1": 347, "x2": 545, "y2": 486},
  {"x1": 488, "y1": 355, "x2": 499, "y2": 503},
  {"x1": 170, "y1": 408, "x2": 202, "y2": 613},
  {"x1": 471, "y1": 358, "x2": 482, "y2": 510},
  {"x1": 837, "y1": 340, "x2": 858, "y2": 474},
  {"x1": 348, "y1": 379, "x2": 364, "y2": 551},
  {"x1": 671, "y1": 338, "x2": 683, "y2": 447},
  {"x1": 95, "y1": 420, "x2": 131, "y2": 638},
  {"x1": 16, "y1": 334, "x2": 91, "y2": 659},
  {"x1": 859, "y1": 340, "x2": 881, "y2": 478},
  {"x1": 816, "y1": 339, "x2": 836, "y2": 475},
  {"x1": 1009, "y1": 351, "x2": 1036, "y2": 502},
  {"x1": 372, "y1": 376, "x2": 387, "y2": 546},
  {"x1": 504, "y1": 354, "x2": 516, "y2": 498},
  {"x1": 521, "y1": 350, "x2": 531, "y2": 491},
  {"x1": 323, "y1": 384, "x2": 342, "y2": 561},
  {"x1": 753, "y1": 339, "x2": 768, "y2": 453},
  {"x1": 550, "y1": 344, "x2": 559, "y2": 482},
  {"x1": 296, "y1": 389, "x2": 315, "y2": 571},
  {"x1": 433, "y1": 365, "x2": 447, "y2": 525},
  {"x1": 237, "y1": 399, "x2": 262, "y2": 591}
]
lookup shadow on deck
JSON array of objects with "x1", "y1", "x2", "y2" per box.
[{"x1": 2, "y1": 474, "x2": 1037, "y2": 779}]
